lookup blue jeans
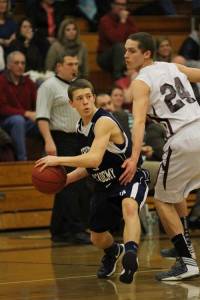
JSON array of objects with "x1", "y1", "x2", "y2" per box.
[{"x1": 1, "y1": 115, "x2": 39, "y2": 160}]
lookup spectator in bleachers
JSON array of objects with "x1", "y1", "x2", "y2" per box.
[
  {"x1": 0, "y1": 0, "x2": 17, "y2": 55},
  {"x1": 114, "y1": 68, "x2": 138, "y2": 113},
  {"x1": 155, "y1": 36, "x2": 173, "y2": 62},
  {"x1": 0, "y1": 51, "x2": 38, "y2": 160},
  {"x1": 10, "y1": 18, "x2": 43, "y2": 71},
  {"x1": 28, "y1": 0, "x2": 57, "y2": 61},
  {"x1": 97, "y1": 0, "x2": 138, "y2": 81},
  {"x1": 96, "y1": 93, "x2": 114, "y2": 112},
  {"x1": 45, "y1": 18, "x2": 89, "y2": 78},
  {"x1": 179, "y1": 17, "x2": 200, "y2": 68},
  {"x1": 97, "y1": 89, "x2": 131, "y2": 139},
  {"x1": 111, "y1": 86, "x2": 133, "y2": 131},
  {"x1": 144, "y1": 117, "x2": 166, "y2": 162},
  {"x1": 111, "y1": 86, "x2": 127, "y2": 111}
]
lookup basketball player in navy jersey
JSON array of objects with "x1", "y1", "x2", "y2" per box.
[
  {"x1": 121, "y1": 32, "x2": 200, "y2": 280},
  {"x1": 36, "y1": 78, "x2": 149, "y2": 284}
]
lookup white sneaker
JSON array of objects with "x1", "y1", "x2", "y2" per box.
[{"x1": 155, "y1": 257, "x2": 199, "y2": 281}]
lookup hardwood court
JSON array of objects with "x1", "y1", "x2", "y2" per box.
[{"x1": 0, "y1": 229, "x2": 199, "y2": 300}]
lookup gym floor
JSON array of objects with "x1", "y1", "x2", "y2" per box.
[{"x1": 0, "y1": 229, "x2": 200, "y2": 300}]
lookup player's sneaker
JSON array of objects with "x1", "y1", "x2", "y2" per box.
[
  {"x1": 119, "y1": 250, "x2": 138, "y2": 284},
  {"x1": 97, "y1": 243, "x2": 124, "y2": 279},
  {"x1": 160, "y1": 247, "x2": 177, "y2": 258},
  {"x1": 155, "y1": 257, "x2": 199, "y2": 281}
]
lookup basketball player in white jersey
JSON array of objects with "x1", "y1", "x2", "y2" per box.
[{"x1": 120, "y1": 32, "x2": 200, "y2": 280}]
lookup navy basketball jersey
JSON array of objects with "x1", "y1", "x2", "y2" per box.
[{"x1": 76, "y1": 108, "x2": 132, "y2": 189}]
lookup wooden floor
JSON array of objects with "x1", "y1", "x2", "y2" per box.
[{"x1": 0, "y1": 229, "x2": 200, "y2": 300}]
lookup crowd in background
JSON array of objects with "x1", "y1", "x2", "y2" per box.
[{"x1": 0, "y1": 0, "x2": 200, "y2": 235}]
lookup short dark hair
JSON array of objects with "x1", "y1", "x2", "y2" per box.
[
  {"x1": 68, "y1": 79, "x2": 95, "y2": 100},
  {"x1": 128, "y1": 32, "x2": 155, "y2": 58},
  {"x1": 55, "y1": 52, "x2": 78, "y2": 65}
]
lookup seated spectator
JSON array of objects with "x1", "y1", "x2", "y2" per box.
[
  {"x1": 141, "y1": 118, "x2": 166, "y2": 193},
  {"x1": 10, "y1": 18, "x2": 43, "y2": 71},
  {"x1": 111, "y1": 86, "x2": 127, "y2": 111},
  {"x1": 0, "y1": 0, "x2": 17, "y2": 55},
  {"x1": 45, "y1": 18, "x2": 88, "y2": 78},
  {"x1": 97, "y1": 0, "x2": 138, "y2": 80},
  {"x1": 111, "y1": 86, "x2": 133, "y2": 130},
  {"x1": 28, "y1": 0, "x2": 57, "y2": 60},
  {"x1": 96, "y1": 90, "x2": 131, "y2": 139},
  {"x1": 0, "y1": 51, "x2": 39, "y2": 160},
  {"x1": 155, "y1": 36, "x2": 172, "y2": 62},
  {"x1": 144, "y1": 117, "x2": 166, "y2": 162},
  {"x1": 179, "y1": 17, "x2": 200, "y2": 68},
  {"x1": 77, "y1": 0, "x2": 111, "y2": 32},
  {"x1": 77, "y1": 0, "x2": 98, "y2": 31},
  {"x1": 96, "y1": 93, "x2": 114, "y2": 112}
]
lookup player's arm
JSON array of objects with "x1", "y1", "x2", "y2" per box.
[
  {"x1": 120, "y1": 79, "x2": 150, "y2": 184},
  {"x1": 37, "y1": 119, "x2": 57, "y2": 155},
  {"x1": 176, "y1": 63, "x2": 200, "y2": 83},
  {"x1": 66, "y1": 167, "x2": 89, "y2": 186},
  {"x1": 35, "y1": 118, "x2": 114, "y2": 170}
]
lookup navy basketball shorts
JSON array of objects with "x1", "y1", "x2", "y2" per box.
[{"x1": 89, "y1": 168, "x2": 150, "y2": 233}]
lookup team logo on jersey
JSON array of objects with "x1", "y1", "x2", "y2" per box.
[{"x1": 92, "y1": 168, "x2": 116, "y2": 183}]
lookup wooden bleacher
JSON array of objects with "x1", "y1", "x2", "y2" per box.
[
  {"x1": 0, "y1": 162, "x2": 53, "y2": 230},
  {"x1": 0, "y1": 161, "x2": 197, "y2": 230}
]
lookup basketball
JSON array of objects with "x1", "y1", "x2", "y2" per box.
[{"x1": 32, "y1": 166, "x2": 66, "y2": 194}]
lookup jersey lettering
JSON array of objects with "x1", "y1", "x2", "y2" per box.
[
  {"x1": 92, "y1": 168, "x2": 116, "y2": 183},
  {"x1": 160, "y1": 77, "x2": 196, "y2": 113}
]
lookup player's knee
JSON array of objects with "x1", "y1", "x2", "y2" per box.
[
  {"x1": 122, "y1": 198, "x2": 138, "y2": 218},
  {"x1": 90, "y1": 231, "x2": 104, "y2": 246}
]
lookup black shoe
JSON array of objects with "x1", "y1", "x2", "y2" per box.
[
  {"x1": 160, "y1": 247, "x2": 177, "y2": 258},
  {"x1": 119, "y1": 250, "x2": 138, "y2": 284},
  {"x1": 97, "y1": 244, "x2": 124, "y2": 279},
  {"x1": 155, "y1": 257, "x2": 199, "y2": 281}
]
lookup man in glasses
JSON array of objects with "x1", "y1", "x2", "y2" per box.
[{"x1": 97, "y1": 0, "x2": 138, "y2": 81}]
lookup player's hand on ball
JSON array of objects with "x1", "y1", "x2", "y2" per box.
[
  {"x1": 35, "y1": 155, "x2": 59, "y2": 171},
  {"x1": 120, "y1": 158, "x2": 137, "y2": 185}
]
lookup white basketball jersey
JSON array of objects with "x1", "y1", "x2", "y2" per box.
[{"x1": 136, "y1": 62, "x2": 200, "y2": 138}]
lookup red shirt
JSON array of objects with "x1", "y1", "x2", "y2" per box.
[
  {"x1": 97, "y1": 13, "x2": 138, "y2": 53},
  {"x1": 0, "y1": 72, "x2": 37, "y2": 116}
]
